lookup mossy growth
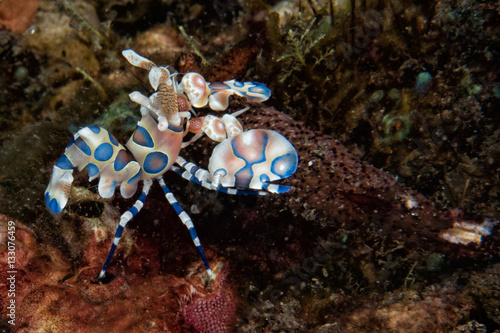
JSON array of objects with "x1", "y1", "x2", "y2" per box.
[
  {"x1": 263, "y1": 12, "x2": 338, "y2": 128},
  {"x1": 90, "y1": 91, "x2": 140, "y2": 142},
  {"x1": 273, "y1": 13, "x2": 335, "y2": 84}
]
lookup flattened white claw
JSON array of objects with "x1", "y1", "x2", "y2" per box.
[
  {"x1": 201, "y1": 115, "x2": 227, "y2": 142},
  {"x1": 122, "y1": 49, "x2": 155, "y2": 70},
  {"x1": 181, "y1": 73, "x2": 210, "y2": 108},
  {"x1": 221, "y1": 114, "x2": 243, "y2": 138},
  {"x1": 208, "y1": 90, "x2": 233, "y2": 111},
  {"x1": 149, "y1": 66, "x2": 162, "y2": 90}
]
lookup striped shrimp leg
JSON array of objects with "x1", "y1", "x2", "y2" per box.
[
  {"x1": 97, "y1": 179, "x2": 153, "y2": 280},
  {"x1": 172, "y1": 156, "x2": 269, "y2": 195},
  {"x1": 157, "y1": 177, "x2": 213, "y2": 278}
]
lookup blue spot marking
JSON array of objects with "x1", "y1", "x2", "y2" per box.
[
  {"x1": 252, "y1": 82, "x2": 268, "y2": 88},
  {"x1": 50, "y1": 199, "x2": 61, "y2": 213},
  {"x1": 231, "y1": 132, "x2": 268, "y2": 163},
  {"x1": 232, "y1": 80, "x2": 244, "y2": 88},
  {"x1": 109, "y1": 132, "x2": 119, "y2": 146},
  {"x1": 143, "y1": 152, "x2": 169, "y2": 174},
  {"x1": 249, "y1": 83, "x2": 271, "y2": 99},
  {"x1": 127, "y1": 170, "x2": 141, "y2": 184},
  {"x1": 94, "y1": 143, "x2": 114, "y2": 161},
  {"x1": 48, "y1": 196, "x2": 61, "y2": 213},
  {"x1": 276, "y1": 185, "x2": 291, "y2": 193},
  {"x1": 114, "y1": 150, "x2": 129, "y2": 172},
  {"x1": 260, "y1": 174, "x2": 270, "y2": 184},
  {"x1": 74, "y1": 137, "x2": 91, "y2": 156},
  {"x1": 84, "y1": 163, "x2": 99, "y2": 178},
  {"x1": 133, "y1": 126, "x2": 154, "y2": 148},
  {"x1": 45, "y1": 192, "x2": 52, "y2": 210},
  {"x1": 271, "y1": 152, "x2": 298, "y2": 178},
  {"x1": 88, "y1": 126, "x2": 101, "y2": 134},
  {"x1": 55, "y1": 154, "x2": 74, "y2": 170},
  {"x1": 231, "y1": 132, "x2": 268, "y2": 188}
]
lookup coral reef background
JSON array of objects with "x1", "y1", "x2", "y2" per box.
[{"x1": 0, "y1": 0, "x2": 498, "y2": 332}]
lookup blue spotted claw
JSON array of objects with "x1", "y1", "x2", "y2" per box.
[
  {"x1": 208, "y1": 129, "x2": 298, "y2": 193},
  {"x1": 45, "y1": 126, "x2": 141, "y2": 215},
  {"x1": 180, "y1": 116, "x2": 298, "y2": 195}
]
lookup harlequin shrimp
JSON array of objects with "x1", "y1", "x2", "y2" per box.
[{"x1": 45, "y1": 50, "x2": 298, "y2": 281}]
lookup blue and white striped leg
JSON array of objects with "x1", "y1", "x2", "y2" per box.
[
  {"x1": 157, "y1": 177, "x2": 213, "y2": 277},
  {"x1": 173, "y1": 156, "x2": 272, "y2": 195},
  {"x1": 174, "y1": 156, "x2": 212, "y2": 190},
  {"x1": 170, "y1": 165, "x2": 270, "y2": 195},
  {"x1": 97, "y1": 179, "x2": 153, "y2": 280}
]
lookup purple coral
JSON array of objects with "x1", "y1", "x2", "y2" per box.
[{"x1": 181, "y1": 263, "x2": 238, "y2": 333}]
